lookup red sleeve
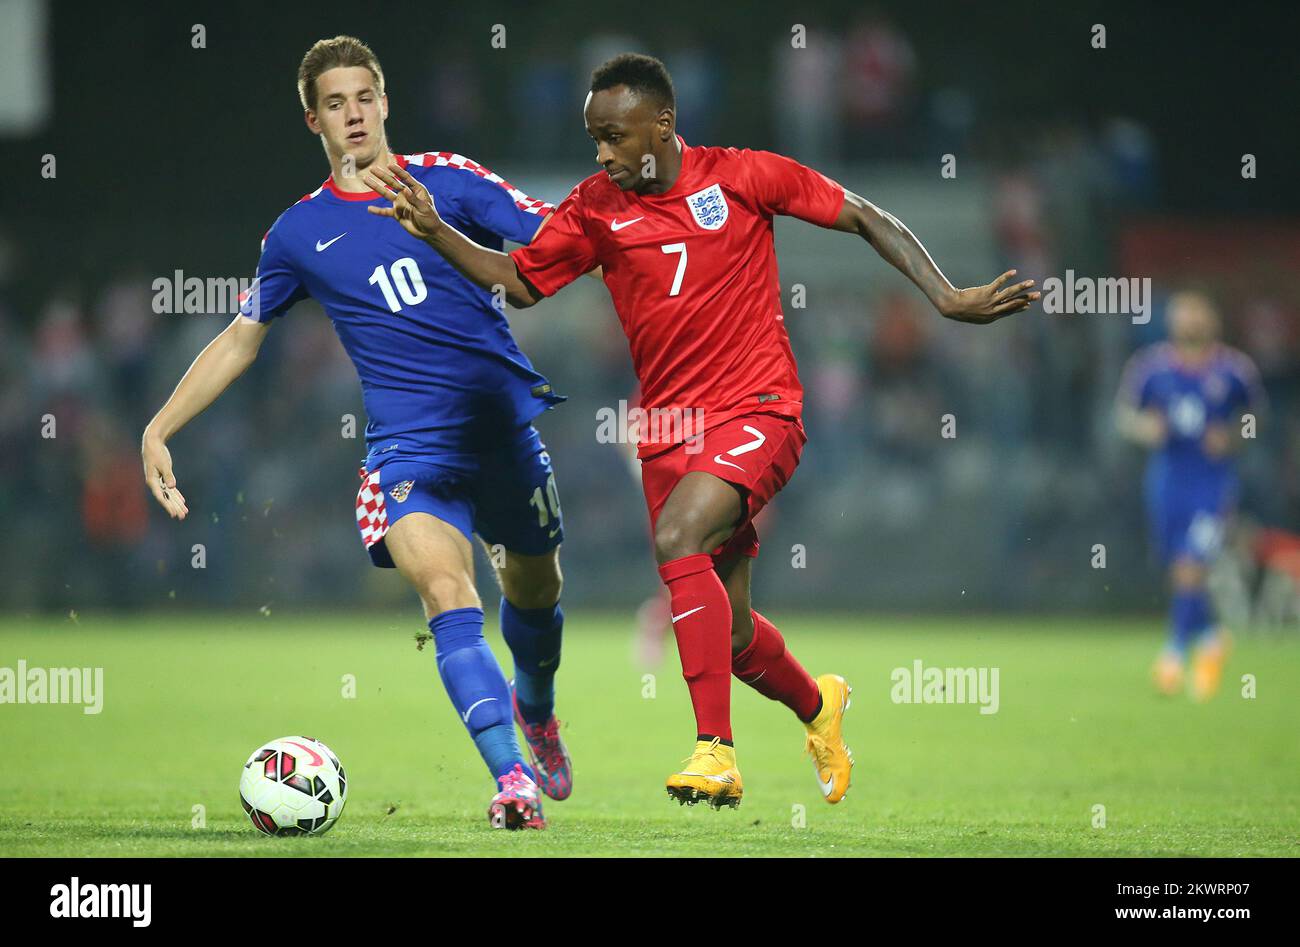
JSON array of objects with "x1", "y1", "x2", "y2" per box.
[
  {"x1": 737, "y1": 150, "x2": 845, "y2": 226},
  {"x1": 509, "y1": 186, "x2": 598, "y2": 297}
]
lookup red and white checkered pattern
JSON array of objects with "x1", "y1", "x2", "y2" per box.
[
  {"x1": 404, "y1": 152, "x2": 555, "y2": 216},
  {"x1": 355, "y1": 468, "x2": 389, "y2": 550}
]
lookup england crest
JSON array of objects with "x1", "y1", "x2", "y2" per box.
[
  {"x1": 389, "y1": 479, "x2": 415, "y2": 503},
  {"x1": 686, "y1": 183, "x2": 729, "y2": 231}
]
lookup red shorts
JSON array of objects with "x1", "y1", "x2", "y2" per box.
[{"x1": 640, "y1": 412, "x2": 806, "y2": 560}]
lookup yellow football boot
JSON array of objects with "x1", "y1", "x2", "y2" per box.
[
  {"x1": 1190, "y1": 631, "x2": 1231, "y2": 702},
  {"x1": 1152, "y1": 651, "x2": 1185, "y2": 696},
  {"x1": 805, "y1": 674, "x2": 854, "y2": 804},
  {"x1": 665, "y1": 738, "x2": 743, "y2": 809}
]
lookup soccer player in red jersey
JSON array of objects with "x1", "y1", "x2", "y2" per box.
[{"x1": 362, "y1": 54, "x2": 1040, "y2": 809}]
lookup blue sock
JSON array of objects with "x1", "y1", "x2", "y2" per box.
[
  {"x1": 429, "y1": 607, "x2": 533, "y2": 783},
  {"x1": 1169, "y1": 588, "x2": 1212, "y2": 656},
  {"x1": 475, "y1": 724, "x2": 530, "y2": 789},
  {"x1": 500, "y1": 599, "x2": 563, "y2": 725}
]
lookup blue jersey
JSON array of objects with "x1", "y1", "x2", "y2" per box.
[
  {"x1": 239, "y1": 151, "x2": 564, "y2": 470},
  {"x1": 1118, "y1": 341, "x2": 1263, "y2": 489}
]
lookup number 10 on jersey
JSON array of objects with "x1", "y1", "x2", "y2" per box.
[{"x1": 369, "y1": 257, "x2": 428, "y2": 312}]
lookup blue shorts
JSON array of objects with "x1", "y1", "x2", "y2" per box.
[
  {"x1": 354, "y1": 425, "x2": 563, "y2": 568},
  {"x1": 1145, "y1": 474, "x2": 1235, "y2": 567}
]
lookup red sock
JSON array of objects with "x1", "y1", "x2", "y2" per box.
[
  {"x1": 658, "y1": 554, "x2": 733, "y2": 742},
  {"x1": 732, "y1": 610, "x2": 821, "y2": 722}
]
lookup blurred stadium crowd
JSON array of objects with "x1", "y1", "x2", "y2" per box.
[{"x1": 3, "y1": 3, "x2": 1297, "y2": 614}]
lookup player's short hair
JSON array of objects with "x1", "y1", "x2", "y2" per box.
[
  {"x1": 298, "y1": 36, "x2": 385, "y2": 111},
  {"x1": 590, "y1": 53, "x2": 675, "y2": 110}
]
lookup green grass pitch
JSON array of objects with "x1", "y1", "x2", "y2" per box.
[{"x1": 1, "y1": 612, "x2": 1297, "y2": 856}]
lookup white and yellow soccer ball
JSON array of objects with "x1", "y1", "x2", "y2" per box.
[{"x1": 239, "y1": 736, "x2": 348, "y2": 836}]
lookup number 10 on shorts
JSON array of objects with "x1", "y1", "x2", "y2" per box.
[{"x1": 529, "y1": 472, "x2": 562, "y2": 528}]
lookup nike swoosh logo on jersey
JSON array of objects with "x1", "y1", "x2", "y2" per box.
[
  {"x1": 316, "y1": 232, "x2": 347, "y2": 251},
  {"x1": 671, "y1": 605, "x2": 706, "y2": 623},
  {"x1": 609, "y1": 217, "x2": 644, "y2": 231},
  {"x1": 462, "y1": 697, "x2": 498, "y2": 723}
]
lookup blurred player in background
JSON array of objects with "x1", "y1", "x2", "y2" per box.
[
  {"x1": 1117, "y1": 291, "x2": 1266, "y2": 700},
  {"x1": 361, "y1": 53, "x2": 1038, "y2": 809},
  {"x1": 141, "y1": 36, "x2": 573, "y2": 830}
]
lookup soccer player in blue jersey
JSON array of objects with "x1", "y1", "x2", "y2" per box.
[
  {"x1": 1116, "y1": 291, "x2": 1266, "y2": 701},
  {"x1": 141, "y1": 36, "x2": 572, "y2": 829}
]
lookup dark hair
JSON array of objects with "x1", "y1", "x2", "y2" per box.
[{"x1": 590, "y1": 53, "x2": 675, "y2": 109}]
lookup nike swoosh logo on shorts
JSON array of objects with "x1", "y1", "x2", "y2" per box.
[
  {"x1": 316, "y1": 232, "x2": 347, "y2": 251},
  {"x1": 610, "y1": 217, "x2": 644, "y2": 231},
  {"x1": 713, "y1": 425, "x2": 768, "y2": 472}
]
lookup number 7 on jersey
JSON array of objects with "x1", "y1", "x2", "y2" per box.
[{"x1": 661, "y1": 243, "x2": 687, "y2": 297}]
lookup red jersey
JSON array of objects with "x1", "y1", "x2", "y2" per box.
[{"x1": 510, "y1": 139, "x2": 845, "y2": 457}]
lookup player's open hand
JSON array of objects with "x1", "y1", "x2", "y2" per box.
[
  {"x1": 142, "y1": 433, "x2": 188, "y2": 520},
  {"x1": 364, "y1": 162, "x2": 443, "y2": 240},
  {"x1": 942, "y1": 270, "x2": 1040, "y2": 324}
]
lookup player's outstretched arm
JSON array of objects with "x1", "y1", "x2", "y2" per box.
[
  {"x1": 141, "y1": 315, "x2": 271, "y2": 520},
  {"x1": 831, "y1": 191, "x2": 1040, "y2": 324},
  {"x1": 364, "y1": 163, "x2": 544, "y2": 308}
]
